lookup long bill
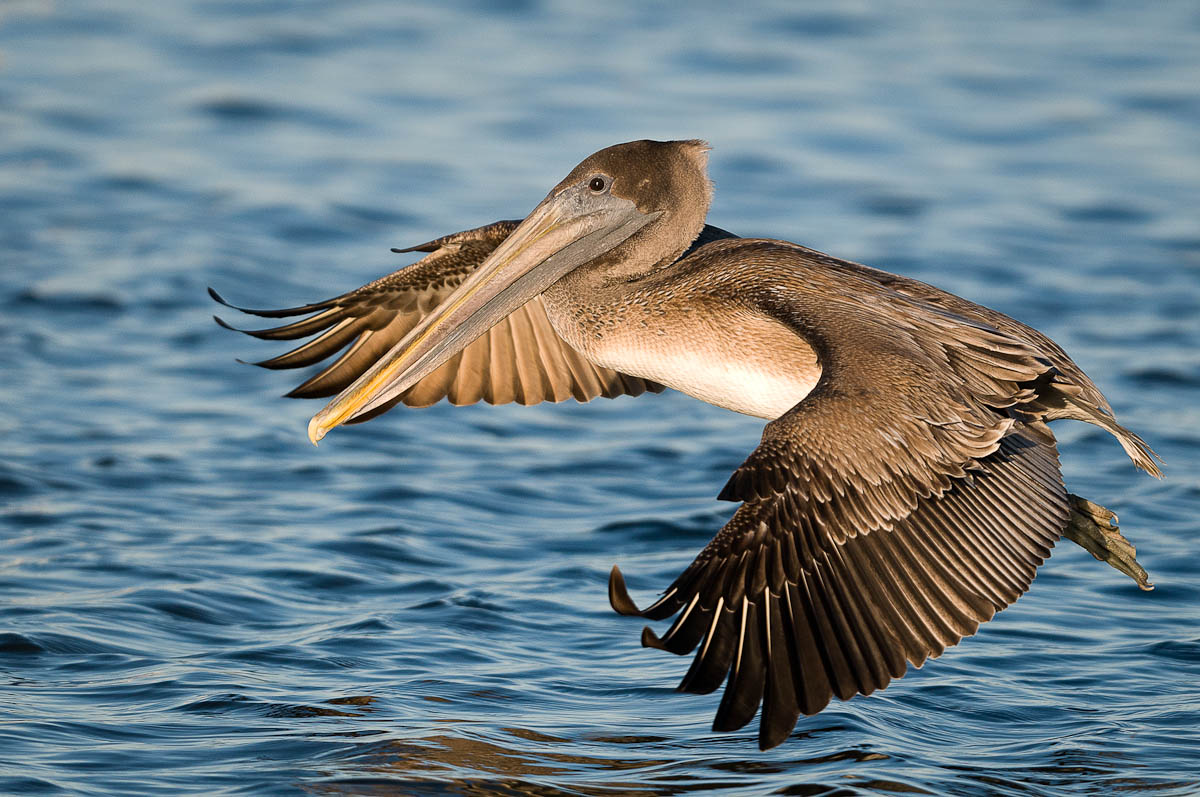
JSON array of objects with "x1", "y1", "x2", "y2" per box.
[{"x1": 306, "y1": 187, "x2": 660, "y2": 444}]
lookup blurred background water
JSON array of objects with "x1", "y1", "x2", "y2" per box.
[{"x1": 2, "y1": 1, "x2": 1199, "y2": 794}]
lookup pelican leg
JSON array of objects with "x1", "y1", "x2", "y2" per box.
[{"x1": 1064, "y1": 494, "x2": 1153, "y2": 591}]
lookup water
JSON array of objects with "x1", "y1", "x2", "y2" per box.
[{"x1": 2, "y1": 1, "x2": 1199, "y2": 794}]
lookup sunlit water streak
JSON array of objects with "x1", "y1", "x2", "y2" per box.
[{"x1": 1, "y1": 1, "x2": 1198, "y2": 794}]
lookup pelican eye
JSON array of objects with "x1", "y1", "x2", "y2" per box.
[{"x1": 588, "y1": 176, "x2": 608, "y2": 193}]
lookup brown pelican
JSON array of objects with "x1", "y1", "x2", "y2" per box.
[{"x1": 213, "y1": 140, "x2": 1159, "y2": 749}]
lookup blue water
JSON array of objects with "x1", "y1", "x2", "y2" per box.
[{"x1": 2, "y1": 1, "x2": 1199, "y2": 794}]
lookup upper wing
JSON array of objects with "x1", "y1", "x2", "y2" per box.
[
  {"x1": 212, "y1": 220, "x2": 673, "y2": 413},
  {"x1": 609, "y1": 258, "x2": 1076, "y2": 748},
  {"x1": 776, "y1": 243, "x2": 1161, "y2": 476}
]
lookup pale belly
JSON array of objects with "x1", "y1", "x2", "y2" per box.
[
  {"x1": 551, "y1": 304, "x2": 822, "y2": 420},
  {"x1": 610, "y1": 344, "x2": 820, "y2": 418}
]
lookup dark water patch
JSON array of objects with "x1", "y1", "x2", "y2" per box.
[
  {"x1": 0, "y1": 777, "x2": 62, "y2": 795},
  {"x1": 588, "y1": 733, "x2": 671, "y2": 745},
  {"x1": 0, "y1": 633, "x2": 45, "y2": 656},
  {"x1": 313, "y1": 537, "x2": 443, "y2": 571},
  {"x1": 0, "y1": 146, "x2": 84, "y2": 171},
  {"x1": 1060, "y1": 203, "x2": 1154, "y2": 225},
  {"x1": 323, "y1": 617, "x2": 393, "y2": 636},
  {"x1": 1120, "y1": 91, "x2": 1199, "y2": 114},
  {"x1": 177, "y1": 692, "x2": 267, "y2": 715},
  {"x1": 309, "y1": 636, "x2": 397, "y2": 662},
  {"x1": 10, "y1": 287, "x2": 124, "y2": 312},
  {"x1": 1, "y1": 511, "x2": 68, "y2": 529},
  {"x1": 144, "y1": 598, "x2": 224, "y2": 625},
  {"x1": 630, "y1": 443, "x2": 690, "y2": 463},
  {"x1": 2, "y1": 5, "x2": 128, "y2": 36},
  {"x1": 1147, "y1": 639, "x2": 1200, "y2": 663},
  {"x1": 88, "y1": 172, "x2": 187, "y2": 200},
  {"x1": 129, "y1": 586, "x2": 291, "y2": 629},
  {"x1": 855, "y1": 778, "x2": 934, "y2": 794},
  {"x1": 37, "y1": 107, "x2": 117, "y2": 136},
  {"x1": 177, "y1": 692, "x2": 373, "y2": 719},
  {"x1": 766, "y1": 10, "x2": 876, "y2": 38},
  {"x1": 218, "y1": 644, "x2": 369, "y2": 672},
  {"x1": 1127, "y1": 367, "x2": 1200, "y2": 389},
  {"x1": 595, "y1": 511, "x2": 727, "y2": 543},
  {"x1": 331, "y1": 202, "x2": 420, "y2": 228},
  {"x1": 772, "y1": 785, "x2": 857, "y2": 796},
  {"x1": 458, "y1": 0, "x2": 541, "y2": 14},
  {"x1": 309, "y1": 775, "x2": 580, "y2": 796},
  {"x1": 349, "y1": 524, "x2": 416, "y2": 539},
  {"x1": 251, "y1": 28, "x2": 343, "y2": 57},
  {"x1": 675, "y1": 48, "x2": 795, "y2": 77},
  {"x1": 275, "y1": 221, "x2": 360, "y2": 245},
  {"x1": 0, "y1": 469, "x2": 39, "y2": 498},
  {"x1": 946, "y1": 70, "x2": 1051, "y2": 98},
  {"x1": 264, "y1": 701, "x2": 368, "y2": 719},
  {"x1": 1159, "y1": 236, "x2": 1200, "y2": 255},
  {"x1": 193, "y1": 95, "x2": 351, "y2": 132},
  {"x1": 358, "y1": 483, "x2": 427, "y2": 503},
  {"x1": 261, "y1": 567, "x2": 371, "y2": 593},
  {"x1": 858, "y1": 193, "x2": 929, "y2": 219},
  {"x1": 2, "y1": 632, "x2": 139, "y2": 657}
]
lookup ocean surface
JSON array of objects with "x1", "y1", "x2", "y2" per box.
[{"x1": 2, "y1": 1, "x2": 1199, "y2": 794}]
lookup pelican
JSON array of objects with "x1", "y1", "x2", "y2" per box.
[{"x1": 214, "y1": 140, "x2": 1159, "y2": 749}]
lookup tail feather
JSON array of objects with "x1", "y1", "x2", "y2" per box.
[
  {"x1": 1110, "y1": 424, "x2": 1163, "y2": 479},
  {"x1": 1044, "y1": 383, "x2": 1162, "y2": 478}
]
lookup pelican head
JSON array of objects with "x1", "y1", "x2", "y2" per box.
[{"x1": 307, "y1": 139, "x2": 713, "y2": 444}]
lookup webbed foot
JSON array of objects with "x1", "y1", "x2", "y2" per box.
[{"x1": 1064, "y1": 493, "x2": 1153, "y2": 591}]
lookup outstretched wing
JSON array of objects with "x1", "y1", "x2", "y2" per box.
[
  {"x1": 781, "y1": 242, "x2": 1161, "y2": 476},
  {"x1": 213, "y1": 220, "x2": 675, "y2": 412},
  {"x1": 609, "y1": 266, "x2": 1075, "y2": 749}
]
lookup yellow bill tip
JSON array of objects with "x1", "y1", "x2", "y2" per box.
[{"x1": 307, "y1": 415, "x2": 329, "y2": 446}]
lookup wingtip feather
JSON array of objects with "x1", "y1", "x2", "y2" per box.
[
  {"x1": 717, "y1": 474, "x2": 740, "y2": 502},
  {"x1": 608, "y1": 566, "x2": 643, "y2": 616},
  {"x1": 641, "y1": 626, "x2": 665, "y2": 649}
]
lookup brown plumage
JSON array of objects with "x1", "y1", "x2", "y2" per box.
[
  {"x1": 215, "y1": 139, "x2": 1159, "y2": 750},
  {"x1": 210, "y1": 220, "x2": 667, "y2": 415}
]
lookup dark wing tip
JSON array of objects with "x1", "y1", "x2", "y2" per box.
[
  {"x1": 641, "y1": 626, "x2": 667, "y2": 650},
  {"x1": 758, "y1": 723, "x2": 793, "y2": 751},
  {"x1": 391, "y1": 240, "x2": 441, "y2": 254},
  {"x1": 717, "y1": 474, "x2": 740, "y2": 502},
  {"x1": 211, "y1": 316, "x2": 293, "y2": 343},
  {"x1": 213, "y1": 314, "x2": 236, "y2": 331},
  {"x1": 608, "y1": 566, "x2": 644, "y2": 616},
  {"x1": 207, "y1": 286, "x2": 335, "y2": 318}
]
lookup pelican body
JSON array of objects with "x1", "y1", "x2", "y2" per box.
[{"x1": 214, "y1": 140, "x2": 1159, "y2": 749}]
